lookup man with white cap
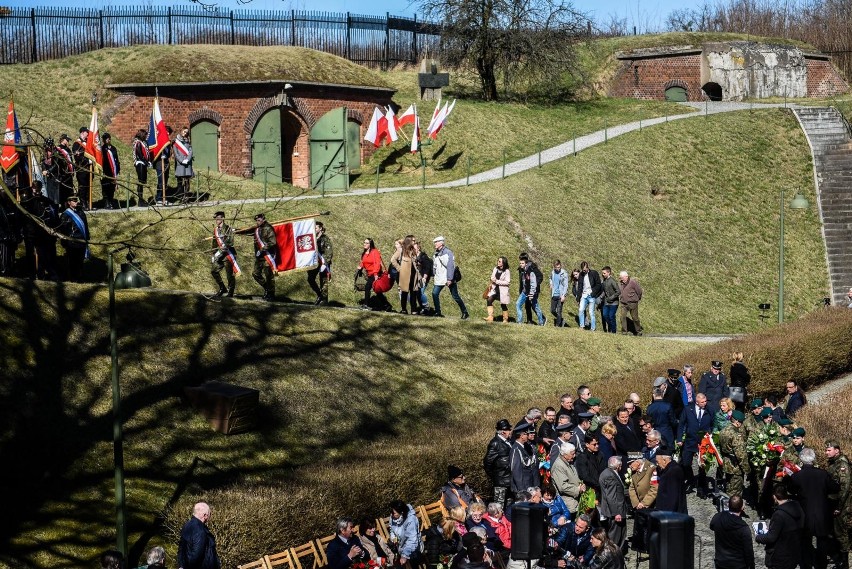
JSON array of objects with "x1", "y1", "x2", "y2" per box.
[{"x1": 431, "y1": 236, "x2": 468, "y2": 319}]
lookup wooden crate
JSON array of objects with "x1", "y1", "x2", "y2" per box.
[{"x1": 184, "y1": 381, "x2": 260, "y2": 435}]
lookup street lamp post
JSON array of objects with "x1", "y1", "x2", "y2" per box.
[{"x1": 778, "y1": 189, "x2": 810, "y2": 323}]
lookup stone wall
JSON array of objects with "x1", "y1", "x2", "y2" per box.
[
  {"x1": 106, "y1": 83, "x2": 393, "y2": 188},
  {"x1": 610, "y1": 51, "x2": 703, "y2": 101}
]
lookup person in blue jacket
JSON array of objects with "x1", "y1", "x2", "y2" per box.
[{"x1": 389, "y1": 499, "x2": 422, "y2": 566}]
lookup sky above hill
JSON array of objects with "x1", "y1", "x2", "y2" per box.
[{"x1": 7, "y1": 0, "x2": 699, "y2": 33}]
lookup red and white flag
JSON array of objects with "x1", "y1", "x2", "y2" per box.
[
  {"x1": 426, "y1": 97, "x2": 442, "y2": 134},
  {"x1": 428, "y1": 99, "x2": 456, "y2": 139},
  {"x1": 410, "y1": 106, "x2": 420, "y2": 154},
  {"x1": 364, "y1": 107, "x2": 398, "y2": 147},
  {"x1": 383, "y1": 107, "x2": 398, "y2": 145},
  {"x1": 0, "y1": 99, "x2": 21, "y2": 174},
  {"x1": 84, "y1": 105, "x2": 103, "y2": 171},
  {"x1": 397, "y1": 104, "x2": 416, "y2": 127},
  {"x1": 273, "y1": 218, "x2": 319, "y2": 273},
  {"x1": 147, "y1": 96, "x2": 171, "y2": 161}
]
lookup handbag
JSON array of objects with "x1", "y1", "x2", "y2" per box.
[
  {"x1": 372, "y1": 272, "x2": 393, "y2": 294},
  {"x1": 453, "y1": 266, "x2": 462, "y2": 282},
  {"x1": 728, "y1": 386, "x2": 746, "y2": 404},
  {"x1": 482, "y1": 283, "x2": 492, "y2": 300}
]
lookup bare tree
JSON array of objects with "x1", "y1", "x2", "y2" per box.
[{"x1": 421, "y1": 0, "x2": 589, "y2": 101}]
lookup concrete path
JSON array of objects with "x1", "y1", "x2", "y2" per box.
[{"x1": 90, "y1": 101, "x2": 801, "y2": 214}]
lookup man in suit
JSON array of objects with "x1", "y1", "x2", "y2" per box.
[
  {"x1": 599, "y1": 456, "x2": 629, "y2": 549},
  {"x1": 614, "y1": 407, "x2": 642, "y2": 460},
  {"x1": 326, "y1": 517, "x2": 365, "y2": 569},
  {"x1": 645, "y1": 387, "x2": 677, "y2": 448},
  {"x1": 677, "y1": 392, "x2": 715, "y2": 497},
  {"x1": 655, "y1": 448, "x2": 687, "y2": 514},
  {"x1": 788, "y1": 448, "x2": 840, "y2": 569},
  {"x1": 642, "y1": 429, "x2": 663, "y2": 461},
  {"x1": 570, "y1": 412, "x2": 593, "y2": 453}
]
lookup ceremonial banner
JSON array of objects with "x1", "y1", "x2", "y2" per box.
[
  {"x1": 147, "y1": 96, "x2": 170, "y2": 160},
  {"x1": 1, "y1": 99, "x2": 21, "y2": 173},
  {"x1": 273, "y1": 218, "x2": 318, "y2": 273},
  {"x1": 84, "y1": 105, "x2": 103, "y2": 171},
  {"x1": 410, "y1": 105, "x2": 420, "y2": 154}
]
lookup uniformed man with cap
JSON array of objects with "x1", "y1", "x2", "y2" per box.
[
  {"x1": 100, "y1": 132, "x2": 120, "y2": 209},
  {"x1": 662, "y1": 368, "x2": 685, "y2": 419},
  {"x1": 826, "y1": 440, "x2": 852, "y2": 569},
  {"x1": 252, "y1": 212, "x2": 277, "y2": 301},
  {"x1": 571, "y1": 412, "x2": 594, "y2": 453},
  {"x1": 211, "y1": 211, "x2": 239, "y2": 297},
  {"x1": 72, "y1": 126, "x2": 92, "y2": 208},
  {"x1": 743, "y1": 398, "x2": 764, "y2": 439},
  {"x1": 55, "y1": 133, "x2": 76, "y2": 205},
  {"x1": 718, "y1": 410, "x2": 750, "y2": 496},
  {"x1": 549, "y1": 421, "x2": 575, "y2": 464},
  {"x1": 698, "y1": 360, "x2": 729, "y2": 410},
  {"x1": 586, "y1": 398, "x2": 602, "y2": 432},
  {"x1": 483, "y1": 419, "x2": 514, "y2": 509},
  {"x1": 58, "y1": 194, "x2": 89, "y2": 282},
  {"x1": 510, "y1": 422, "x2": 540, "y2": 493}
]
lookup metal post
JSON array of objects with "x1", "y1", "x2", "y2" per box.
[
  {"x1": 639, "y1": 119, "x2": 642, "y2": 132},
  {"x1": 30, "y1": 8, "x2": 37, "y2": 63},
  {"x1": 346, "y1": 13, "x2": 351, "y2": 60},
  {"x1": 573, "y1": 131, "x2": 576, "y2": 156},
  {"x1": 109, "y1": 252, "x2": 127, "y2": 556},
  {"x1": 421, "y1": 151, "x2": 426, "y2": 189},
  {"x1": 385, "y1": 12, "x2": 390, "y2": 71},
  {"x1": 99, "y1": 10, "x2": 104, "y2": 49},
  {"x1": 322, "y1": 169, "x2": 326, "y2": 198},
  {"x1": 263, "y1": 167, "x2": 268, "y2": 202},
  {"x1": 412, "y1": 14, "x2": 418, "y2": 63},
  {"x1": 167, "y1": 7, "x2": 172, "y2": 45},
  {"x1": 376, "y1": 165, "x2": 380, "y2": 193},
  {"x1": 604, "y1": 119, "x2": 608, "y2": 143},
  {"x1": 502, "y1": 149, "x2": 506, "y2": 178},
  {"x1": 230, "y1": 11, "x2": 235, "y2": 45},
  {"x1": 778, "y1": 188, "x2": 785, "y2": 323},
  {"x1": 466, "y1": 156, "x2": 471, "y2": 186},
  {"x1": 537, "y1": 143, "x2": 541, "y2": 167},
  {"x1": 705, "y1": 99, "x2": 708, "y2": 117}
]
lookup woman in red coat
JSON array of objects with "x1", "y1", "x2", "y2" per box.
[{"x1": 358, "y1": 238, "x2": 385, "y2": 309}]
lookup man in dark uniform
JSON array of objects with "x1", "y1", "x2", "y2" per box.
[
  {"x1": 698, "y1": 360, "x2": 730, "y2": 410},
  {"x1": 655, "y1": 447, "x2": 687, "y2": 513},
  {"x1": 788, "y1": 448, "x2": 840, "y2": 569},
  {"x1": 483, "y1": 419, "x2": 514, "y2": 510},
  {"x1": 827, "y1": 440, "x2": 852, "y2": 569},
  {"x1": 211, "y1": 211, "x2": 239, "y2": 297},
  {"x1": 54, "y1": 134, "x2": 76, "y2": 205},
  {"x1": 307, "y1": 221, "x2": 333, "y2": 305},
  {"x1": 252, "y1": 212, "x2": 277, "y2": 301},
  {"x1": 72, "y1": 127, "x2": 92, "y2": 208},
  {"x1": 100, "y1": 132, "x2": 120, "y2": 209},
  {"x1": 19, "y1": 183, "x2": 59, "y2": 280},
  {"x1": 58, "y1": 195, "x2": 89, "y2": 282},
  {"x1": 154, "y1": 126, "x2": 173, "y2": 205}
]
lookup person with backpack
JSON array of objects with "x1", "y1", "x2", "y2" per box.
[
  {"x1": 516, "y1": 253, "x2": 546, "y2": 326},
  {"x1": 432, "y1": 236, "x2": 469, "y2": 320},
  {"x1": 549, "y1": 259, "x2": 569, "y2": 327}
]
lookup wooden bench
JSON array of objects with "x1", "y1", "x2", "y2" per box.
[{"x1": 184, "y1": 380, "x2": 259, "y2": 434}]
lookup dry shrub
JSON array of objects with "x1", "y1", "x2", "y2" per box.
[
  {"x1": 165, "y1": 309, "x2": 852, "y2": 566},
  {"x1": 793, "y1": 389, "x2": 852, "y2": 459}
]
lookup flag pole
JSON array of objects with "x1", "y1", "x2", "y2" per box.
[
  {"x1": 221, "y1": 211, "x2": 331, "y2": 238},
  {"x1": 161, "y1": 154, "x2": 165, "y2": 205},
  {"x1": 88, "y1": 166, "x2": 93, "y2": 210}
]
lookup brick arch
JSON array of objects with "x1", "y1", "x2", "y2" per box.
[
  {"x1": 188, "y1": 108, "x2": 223, "y2": 126},
  {"x1": 663, "y1": 79, "x2": 689, "y2": 91},
  {"x1": 346, "y1": 108, "x2": 363, "y2": 124},
  {"x1": 244, "y1": 93, "x2": 316, "y2": 135}
]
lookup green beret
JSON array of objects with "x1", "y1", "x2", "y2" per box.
[
  {"x1": 588, "y1": 397, "x2": 601, "y2": 406},
  {"x1": 759, "y1": 408, "x2": 773, "y2": 418},
  {"x1": 792, "y1": 427, "x2": 806, "y2": 437},
  {"x1": 731, "y1": 410, "x2": 745, "y2": 422},
  {"x1": 777, "y1": 418, "x2": 793, "y2": 426},
  {"x1": 750, "y1": 399, "x2": 764, "y2": 409}
]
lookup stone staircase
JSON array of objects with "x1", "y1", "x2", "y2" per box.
[{"x1": 793, "y1": 107, "x2": 852, "y2": 305}]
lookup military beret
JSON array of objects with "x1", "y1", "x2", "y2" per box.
[
  {"x1": 555, "y1": 422, "x2": 574, "y2": 433},
  {"x1": 495, "y1": 419, "x2": 512, "y2": 431},
  {"x1": 731, "y1": 410, "x2": 746, "y2": 422},
  {"x1": 513, "y1": 421, "x2": 533, "y2": 433},
  {"x1": 577, "y1": 412, "x2": 594, "y2": 421},
  {"x1": 653, "y1": 377, "x2": 667, "y2": 387},
  {"x1": 792, "y1": 428, "x2": 806, "y2": 437},
  {"x1": 777, "y1": 417, "x2": 793, "y2": 426},
  {"x1": 587, "y1": 397, "x2": 601, "y2": 406},
  {"x1": 711, "y1": 360, "x2": 723, "y2": 368},
  {"x1": 750, "y1": 398, "x2": 764, "y2": 409},
  {"x1": 759, "y1": 408, "x2": 773, "y2": 418},
  {"x1": 667, "y1": 368, "x2": 680, "y2": 378}
]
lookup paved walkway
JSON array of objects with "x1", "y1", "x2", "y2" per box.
[{"x1": 91, "y1": 102, "x2": 801, "y2": 214}]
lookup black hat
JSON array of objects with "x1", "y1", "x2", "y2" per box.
[
  {"x1": 214, "y1": 211, "x2": 226, "y2": 219},
  {"x1": 495, "y1": 419, "x2": 512, "y2": 431},
  {"x1": 59, "y1": 133, "x2": 70, "y2": 142},
  {"x1": 555, "y1": 422, "x2": 574, "y2": 433},
  {"x1": 79, "y1": 126, "x2": 89, "y2": 133},
  {"x1": 513, "y1": 421, "x2": 533, "y2": 433},
  {"x1": 667, "y1": 368, "x2": 680, "y2": 378},
  {"x1": 102, "y1": 132, "x2": 111, "y2": 140},
  {"x1": 448, "y1": 465, "x2": 464, "y2": 480},
  {"x1": 254, "y1": 213, "x2": 266, "y2": 220},
  {"x1": 577, "y1": 412, "x2": 594, "y2": 421},
  {"x1": 67, "y1": 195, "x2": 80, "y2": 202},
  {"x1": 711, "y1": 360, "x2": 723, "y2": 369},
  {"x1": 462, "y1": 532, "x2": 481, "y2": 549},
  {"x1": 656, "y1": 447, "x2": 673, "y2": 457}
]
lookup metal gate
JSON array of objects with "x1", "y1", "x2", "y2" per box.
[
  {"x1": 665, "y1": 86, "x2": 688, "y2": 102},
  {"x1": 190, "y1": 119, "x2": 219, "y2": 173},
  {"x1": 310, "y1": 107, "x2": 349, "y2": 191},
  {"x1": 252, "y1": 108, "x2": 282, "y2": 185}
]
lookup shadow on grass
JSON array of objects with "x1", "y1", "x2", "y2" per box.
[{"x1": 0, "y1": 279, "x2": 480, "y2": 567}]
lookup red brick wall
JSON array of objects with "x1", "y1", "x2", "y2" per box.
[
  {"x1": 609, "y1": 54, "x2": 703, "y2": 101},
  {"x1": 107, "y1": 85, "x2": 392, "y2": 188},
  {"x1": 805, "y1": 59, "x2": 849, "y2": 98}
]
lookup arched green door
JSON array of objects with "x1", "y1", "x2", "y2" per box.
[
  {"x1": 665, "y1": 86, "x2": 688, "y2": 102},
  {"x1": 190, "y1": 120, "x2": 219, "y2": 173},
  {"x1": 310, "y1": 107, "x2": 349, "y2": 191},
  {"x1": 252, "y1": 109, "x2": 282, "y2": 184},
  {"x1": 346, "y1": 118, "x2": 361, "y2": 170}
]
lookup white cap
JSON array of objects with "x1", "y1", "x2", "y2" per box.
[{"x1": 433, "y1": 236, "x2": 445, "y2": 243}]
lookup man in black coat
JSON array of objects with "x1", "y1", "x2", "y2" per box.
[
  {"x1": 756, "y1": 485, "x2": 806, "y2": 569},
  {"x1": 677, "y1": 392, "x2": 715, "y2": 496},
  {"x1": 698, "y1": 360, "x2": 729, "y2": 410},
  {"x1": 787, "y1": 448, "x2": 840, "y2": 569},
  {"x1": 614, "y1": 407, "x2": 642, "y2": 459},
  {"x1": 483, "y1": 419, "x2": 514, "y2": 509},
  {"x1": 655, "y1": 448, "x2": 687, "y2": 514},
  {"x1": 326, "y1": 517, "x2": 365, "y2": 569},
  {"x1": 710, "y1": 495, "x2": 755, "y2": 569},
  {"x1": 177, "y1": 502, "x2": 221, "y2": 569},
  {"x1": 575, "y1": 434, "x2": 606, "y2": 497}
]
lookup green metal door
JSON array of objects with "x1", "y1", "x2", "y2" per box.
[
  {"x1": 310, "y1": 107, "x2": 348, "y2": 191},
  {"x1": 346, "y1": 118, "x2": 361, "y2": 170},
  {"x1": 665, "y1": 86, "x2": 688, "y2": 102},
  {"x1": 252, "y1": 108, "x2": 282, "y2": 184},
  {"x1": 191, "y1": 119, "x2": 219, "y2": 173}
]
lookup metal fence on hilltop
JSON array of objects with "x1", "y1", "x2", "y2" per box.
[{"x1": 0, "y1": 6, "x2": 442, "y2": 68}]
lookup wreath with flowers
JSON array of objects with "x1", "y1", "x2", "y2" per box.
[
  {"x1": 538, "y1": 443, "x2": 552, "y2": 486},
  {"x1": 746, "y1": 424, "x2": 784, "y2": 470},
  {"x1": 353, "y1": 559, "x2": 386, "y2": 569},
  {"x1": 698, "y1": 432, "x2": 723, "y2": 472}
]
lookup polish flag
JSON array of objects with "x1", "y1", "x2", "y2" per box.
[
  {"x1": 397, "y1": 104, "x2": 416, "y2": 127},
  {"x1": 410, "y1": 106, "x2": 420, "y2": 154},
  {"x1": 428, "y1": 99, "x2": 456, "y2": 139},
  {"x1": 84, "y1": 105, "x2": 103, "y2": 171},
  {"x1": 364, "y1": 107, "x2": 384, "y2": 147},
  {"x1": 0, "y1": 99, "x2": 21, "y2": 174},
  {"x1": 147, "y1": 96, "x2": 171, "y2": 161},
  {"x1": 364, "y1": 107, "x2": 398, "y2": 147},
  {"x1": 383, "y1": 107, "x2": 398, "y2": 145},
  {"x1": 274, "y1": 218, "x2": 319, "y2": 273},
  {"x1": 426, "y1": 97, "x2": 442, "y2": 134}
]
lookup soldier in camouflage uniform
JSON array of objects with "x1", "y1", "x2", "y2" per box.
[
  {"x1": 306, "y1": 221, "x2": 333, "y2": 305},
  {"x1": 827, "y1": 440, "x2": 852, "y2": 569},
  {"x1": 718, "y1": 410, "x2": 750, "y2": 497},
  {"x1": 211, "y1": 211, "x2": 239, "y2": 297},
  {"x1": 743, "y1": 399, "x2": 764, "y2": 506},
  {"x1": 252, "y1": 212, "x2": 278, "y2": 301}
]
